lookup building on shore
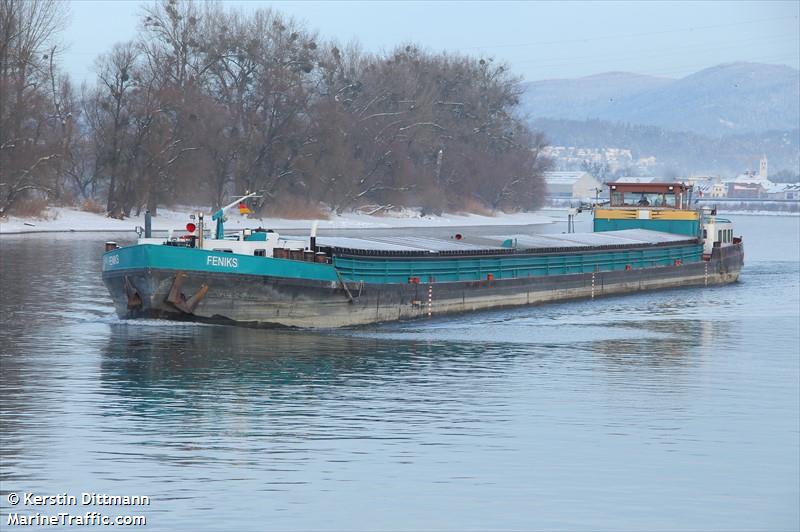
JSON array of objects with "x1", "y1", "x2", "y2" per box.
[
  {"x1": 686, "y1": 175, "x2": 727, "y2": 198},
  {"x1": 703, "y1": 156, "x2": 800, "y2": 201},
  {"x1": 709, "y1": 182, "x2": 729, "y2": 198},
  {"x1": 728, "y1": 181, "x2": 765, "y2": 199},
  {"x1": 765, "y1": 183, "x2": 800, "y2": 200},
  {"x1": 724, "y1": 156, "x2": 773, "y2": 199},
  {"x1": 543, "y1": 171, "x2": 603, "y2": 201}
]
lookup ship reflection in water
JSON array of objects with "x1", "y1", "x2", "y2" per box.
[{"x1": 1, "y1": 220, "x2": 798, "y2": 531}]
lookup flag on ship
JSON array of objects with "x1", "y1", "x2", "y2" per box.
[{"x1": 238, "y1": 202, "x2": 253, "y2": 215}]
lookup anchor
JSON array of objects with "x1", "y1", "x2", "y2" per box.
[
  {"x1": 165, "y1": 271, "x2": 209, "y2": 314},
  {"x1": 123, "y1": 276, "x2": 143, "y2": 310}
]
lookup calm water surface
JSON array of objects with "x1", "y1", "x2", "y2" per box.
[{"x1": 1, "y1": 215, "x2": 798, "y2": 531}]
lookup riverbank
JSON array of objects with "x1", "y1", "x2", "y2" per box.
[{"x1": 0, "y1": 206, "x2": 555, "y2": 235}]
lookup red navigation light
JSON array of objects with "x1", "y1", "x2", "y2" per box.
[
  {"x1": 454, "y1": 233, "x2": 462, "y2": 240},
  {"x1": 186, "y1": 223, "x2": 197, "y2": 233}
]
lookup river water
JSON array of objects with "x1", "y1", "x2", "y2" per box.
[{"x1": 1, "y1": 214, "x2": 798, "y2": 531}]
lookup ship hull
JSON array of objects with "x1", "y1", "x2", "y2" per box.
[{"x1": 102, "y1": 243, "x2": 743, "y2": 328}]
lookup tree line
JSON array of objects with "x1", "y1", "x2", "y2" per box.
[{"x1": 0, "y1": 0, "x2": 550, "y2": 218}]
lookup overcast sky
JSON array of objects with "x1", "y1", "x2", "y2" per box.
[{"x1": 61, "y1": 0, "x2": 799, "y2": 83}]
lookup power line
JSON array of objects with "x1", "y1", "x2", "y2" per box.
[
  {"x1": 463, "y1": 15, "x2": 799, "y2": 51},
  {"x1": 511, "y1": 33, "x2": 799, "y2": 70},
  {"x1": 622, "y1": 53, "x2": 800, "y2": 78}
]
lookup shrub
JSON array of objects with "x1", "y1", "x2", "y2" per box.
[
  {"x1": 452, "y1": 197, "x2": 495, "y2": 216},
  {"x1": 80, "y1": 199, "x2": 106, "y2": 214},
  {"x1": 7, "y1": 198, "x2": 51, "y2": 219},
  {"x1": 261, "y1": 197, "x2": 330, "y2": 220}
]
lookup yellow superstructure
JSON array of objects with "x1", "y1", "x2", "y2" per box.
[{"x1": 594, "y1": 208, "x2": 699, "y2": 221}]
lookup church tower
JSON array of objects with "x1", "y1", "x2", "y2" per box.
[{"x1": 759, "y1": 155, "x2": 768, "y2": 180}]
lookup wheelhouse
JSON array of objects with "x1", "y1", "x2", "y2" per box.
[{"x1": 594, "y1": 182, "x2": 700, "y2": 237}]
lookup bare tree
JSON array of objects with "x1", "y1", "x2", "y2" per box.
[
  {"x1": 300, "y1": 45, "x2": 549, "y2": 213},
  {"x1": 65, "y1": 1, "x2": 550, "y2": 217},
  {"x1": 0, "y1": 0, "x2": 67, "y2": 214},
  {"x1": 86, "y1": 42, "x2": 138, "y2": 216}
]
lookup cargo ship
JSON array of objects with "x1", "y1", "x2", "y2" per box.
[{"x1": 102, "y1": 182, "x2": 743, "y2": 328}]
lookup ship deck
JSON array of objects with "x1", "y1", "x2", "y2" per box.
[{"x1": 312, "y1": 229, "x2": 698, "y2": 258}]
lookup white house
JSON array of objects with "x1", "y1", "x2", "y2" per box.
[
  {"x1": 709, "y1": 182, "x2": 728, "y2": 198},
  {"x1": 543, "y1": 171, "x2": 603, "y2": 200},
  {"x1": 765, "y1": 183, "x2": 800, "y2": 201},
  {"x1": 689, "y1": 175, "x2": 727, "y2": 198}
]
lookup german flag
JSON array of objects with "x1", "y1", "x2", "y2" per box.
[{"x1": 238, "y1": 202, "x2": 253, "y2": 215}]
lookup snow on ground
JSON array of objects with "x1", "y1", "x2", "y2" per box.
[
  {"x1": 4, "y1": 204, "x2": 791, "y2": 235},
  {"x1": 0, "y1": 205, "x2": 556, "y2": 234},
  {"x1": 717, "y1": 210, "x2": 799, "y2": 217}
]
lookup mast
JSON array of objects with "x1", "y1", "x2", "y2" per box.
[{"x1": 211, "y1": 192, "x2": 259, "y2": 240}]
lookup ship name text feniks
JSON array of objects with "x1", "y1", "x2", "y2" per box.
[{"x1": 206, "y1": 255, "x2": 239, "y2": 268}]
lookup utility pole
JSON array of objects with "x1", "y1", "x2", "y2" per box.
[{"x1": 435, "y1": 148, "x2": 443, "y2": 186}]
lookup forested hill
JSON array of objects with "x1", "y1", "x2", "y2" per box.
[{"x1": 521, "y1": 63, "x2": 800, "y2": 137}]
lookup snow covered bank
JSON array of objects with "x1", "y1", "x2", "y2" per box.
[
  {"x1": 0, "y1": 206, "x2": 555, "y2": 234},
  {"x1": 715, "y1": 210, "x2": 800, "y2": 217}
]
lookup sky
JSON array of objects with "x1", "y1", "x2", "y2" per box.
[{"x1": 61, "y1": 0, "x2": 800, "y2": 84}]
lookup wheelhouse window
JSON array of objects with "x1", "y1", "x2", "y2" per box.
[
  {"x1": 632, "y1": 193, "x2": 673, "y2": 207},
  {"x1": 659, "y1": 194, "x2": 677, "y2": 208},
  {"x1": 610, "y1": 190, "x2": 676, "y2": 207},
  {"x1": 606, "y1": 182, "x2": 689, "y2": 209}
]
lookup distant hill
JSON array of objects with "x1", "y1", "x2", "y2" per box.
[
  {"x1": 532, "y1": 117, "x2": 800, "y2": 175},
  {"x1": 522, "y1": 62, "x2": 800, "y2": 137},
  {"x1": 520, "y1": 71, "x2": 671, "y2": 123}
]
